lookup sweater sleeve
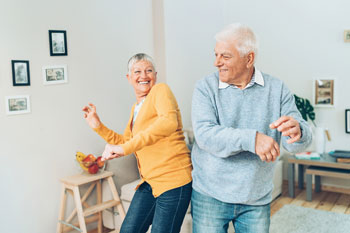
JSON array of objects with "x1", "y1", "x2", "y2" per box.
[
  {"x1": 280, "y1": 83, "x2": 312, "y2": 153},
  {"x1": 191, "y1": 80, "x2": 257, "y2": 158},
  {"x1": 93, "y1": 123, "x2": 130, "y2": 145},
  {"x1": 120, "y1": 84, "x2": 179, "y2": 155}
]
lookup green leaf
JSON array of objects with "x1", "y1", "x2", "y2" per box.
[{"x1": 294, "y1": 94, "x2": 316, "y2": 122}]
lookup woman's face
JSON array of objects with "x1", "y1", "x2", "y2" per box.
[{"x1": 127, "y1": 60, "x2": 157, "y2": 98}]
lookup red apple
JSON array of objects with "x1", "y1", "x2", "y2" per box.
[
  {"x1": 82, "y1": 154, "x2": 96, "y2": 167},
  {"x1": 87, "y1": 154, "x2": 96, "y2": 162},
  {"x1": 96, "y1": 156, "x2": 105, "y2": 168},
  {"x1": 88, "y1": 164, "x2": 99, "y2": 174},
  {"x1": 82, "y1": 157, "x2": 93, "y2": 167}
]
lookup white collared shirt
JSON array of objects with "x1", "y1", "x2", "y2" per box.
[{"x1": 218, "y1": 68, "x2": 265, "y2": 90}]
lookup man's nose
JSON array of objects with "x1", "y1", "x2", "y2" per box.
[{"x1": 214, "y1": 56, "x2": 222, "y2": 67}]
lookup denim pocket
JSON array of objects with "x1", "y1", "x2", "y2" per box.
[{"x1": 138, "y1": 182, "x2": 152, "y2": 193}]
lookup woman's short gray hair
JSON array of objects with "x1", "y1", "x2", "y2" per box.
[
  {"x1": 215, "y1": 23, "x2": 258, "y2": 57},
  {"x1": 127, "y1": 53, "x2": 156, "y2": 74}
]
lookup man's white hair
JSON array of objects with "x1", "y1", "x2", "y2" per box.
[
  {"x1": 127, "y1": 53, "x2": 156, "y2": 74},
  {"x1": 215, "y1": 23, "x2": 258, "y2": 57}
]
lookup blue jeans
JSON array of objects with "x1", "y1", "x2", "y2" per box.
[
  {"x1": 191, "y1": 189, "x2": 270, "y2": 233},
  {"x1": 120, "y1": 182, "x2": 192, "y2": 233}
]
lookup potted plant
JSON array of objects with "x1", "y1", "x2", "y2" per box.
[
  {"x1": 294, "y1": 94, "x2": 330, "y2": 153},
  {"x1": 294, "y1": 94, "x2": 316, "y2": 127}
]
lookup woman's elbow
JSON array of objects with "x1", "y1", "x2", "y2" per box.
[{"x1": 166, "y1": 119, "x2": 178, "y2": 134}]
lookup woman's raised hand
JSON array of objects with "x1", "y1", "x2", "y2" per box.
[{"x1": 82, "y1": 103, "x2": 102, "y2": 129}]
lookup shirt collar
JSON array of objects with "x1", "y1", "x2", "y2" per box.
[{"x1": 218, "y1": 68, "x2": 264, "y2": 89}]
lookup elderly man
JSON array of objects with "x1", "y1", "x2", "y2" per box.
[{"x1": 191, "y1": 23, "x2": 312, "y2": 233}]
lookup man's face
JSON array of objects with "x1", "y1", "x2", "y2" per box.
[
  {"x1": 214, "y1": 40, "x2": 251, "y2": 84},
  {"x1": 127, "y1": 60, "x2": 157, "y2": 97}
]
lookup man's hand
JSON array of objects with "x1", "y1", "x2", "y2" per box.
[
  {"x1": 101, "y1": 144, "x2": 125, "y2": 161},
  {"x1": 270, "y1": 116, "x2": 301, "y2": 144},
  {"x1": 255, "y1": 132, "x2": 280, "y2": 162}
]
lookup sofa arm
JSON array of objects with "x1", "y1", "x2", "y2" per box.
[{"x1": 106, "y1": 153, "x2": 140, "y2": 194}]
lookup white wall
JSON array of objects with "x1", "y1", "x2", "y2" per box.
[
  {"x1": 2, "y1": 0, "x2": 350, "y2": 231},
  {"x1": 0, "y1": 0, "x2": 153, "y2": 232},
  {"x1": 163, "y1": 0, "x2": 350, "y2": 185},
  {"x1": 163, "y1": 0, "x2": 225, "y2": 128}
]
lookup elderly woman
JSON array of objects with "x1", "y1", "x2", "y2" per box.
[{"x1": 82, "y1": 53, "x2": 192, "y2": 233}]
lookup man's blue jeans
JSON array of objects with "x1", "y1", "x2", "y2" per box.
[
  {"x1": 120, "y1": 182, "x2": 192, "y2": 233},
  {"x1": 191, "y1": 189, "x2": 270, "y2": 233}
]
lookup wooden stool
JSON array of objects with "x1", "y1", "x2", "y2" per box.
[{"x1": 56, "y1": 171, "x2": 126, "y2": 233}]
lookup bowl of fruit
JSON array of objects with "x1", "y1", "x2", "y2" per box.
[{"x1": 76, "y1": 151, "x2": 106, "y2": 174}]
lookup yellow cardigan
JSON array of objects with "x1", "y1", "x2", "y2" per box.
[{"x1": 94, "y1": 83, "x2": 192, "y2": 197}]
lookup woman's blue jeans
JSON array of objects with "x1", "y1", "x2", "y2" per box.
[
  {"x1": 191, "y1": 189, "x2": 270, "y2": 233},
  {"x1": 120, "y1": 182, "x2": 192, "y2": 233}
]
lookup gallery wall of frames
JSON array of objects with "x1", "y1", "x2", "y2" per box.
[{"x1": 6, "y1": 30, "x2": 68, "y2": 115}]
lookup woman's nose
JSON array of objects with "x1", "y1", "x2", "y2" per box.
[{"x1": 141, "y1": 71, "x2": 147, "y2": 78}]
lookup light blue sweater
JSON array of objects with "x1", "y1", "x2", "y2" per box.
[{"x1": 191, "y1": 71, "x2": 312, "y2": 205}]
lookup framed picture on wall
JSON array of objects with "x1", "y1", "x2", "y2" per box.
[
  {"x1": 344, "y1": 30, "x2": 350, "y2": 43},
  {"x1": 42, "y1": 65, "x2": 68, "y2": 85},
  {"x1": 5, "y1": 95, "x2": 31, "y2": 115},
  {"x1": 346, "y1": 109, "x2": 350, "y2": 134},
  {"x1": 49, "y1": 30, "x2": 67, "y2": 56},
  {"x1": 313, "y1": 79, "x2": 335, "y2": 107},
  {"x1": 11, "y1": 60, "x2": 30, "y2": 86}
]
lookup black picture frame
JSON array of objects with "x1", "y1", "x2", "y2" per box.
[
  {"x1": 11, "y1": 60, "x2": 30, "y2": 86},
  {"x1": 346, "y1": 109, "x2": 350, "y2": 134},
  {"x1": 49, "y1": 30, "x2": 68, "y2": 56}
]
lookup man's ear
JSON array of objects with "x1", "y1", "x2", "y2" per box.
[
  {"x1": 126, "y1": 74, "x2": 131, "y2": 84},
  {"x1": 246, "y1": 52, "x2": 255, "y2": 68}
]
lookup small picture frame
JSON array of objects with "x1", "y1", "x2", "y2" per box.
[
  {"x1": 344, "y1": 30, "x2": 350, "y2": 43},
  {"x1": 5, "y1": 95, "x2": 31, "y2": 115},
  {"x1": 313, "y1": 79, "x2": 335, "y2": 107},
  {"x1": 42, "y1": 65, "x2": 68, "y2": 85},
  {"x1": 346, "y1": 109, "x2": 350, "y2": 134},
  {"x1": 49, "y1": 30, "x2": 68, "y2": 56},
  {"x1": 12, "y1": 60, "x2": 30, "y2": 86}
]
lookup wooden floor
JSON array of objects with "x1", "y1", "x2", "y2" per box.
[
  {"x1": 93, "y1": 183, "x2": 350, "y2": 233},
  {"x1": 271, "y1": 183, "x2": 350, "y2": 216}
]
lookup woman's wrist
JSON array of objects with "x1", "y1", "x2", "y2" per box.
[{"x1": 92, "y1": 121, "x2": 102, "y2": 129}]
